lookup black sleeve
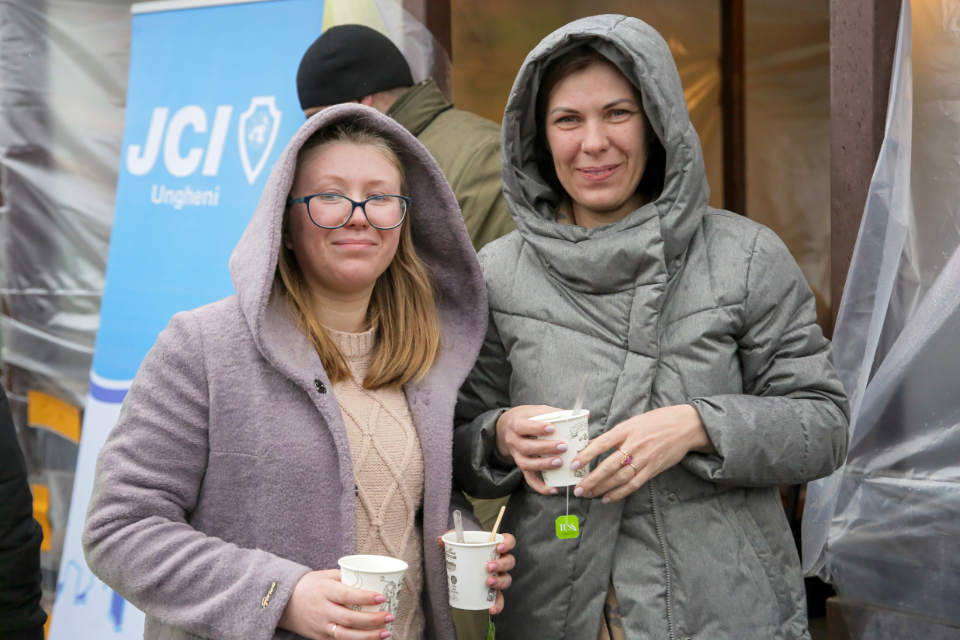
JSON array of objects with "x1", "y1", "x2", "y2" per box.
[{"x1": 0, "y1": 387, "x2": 47, "y2": 640}]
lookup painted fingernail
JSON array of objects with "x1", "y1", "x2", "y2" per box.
[
  {"x1": 570, "y1": 460, "x2": 582, "y2": 471},
  {"x1": 488, "y1": 577, "x2": 497, "y2": 586},
  {"x1": 487, "y1": 562, "x2": 498, "y2": 572},
  {"x1": 549, "y1": 487, "x2": 558, "y2": 495},
  {"x1": 384, "y1": 614, "x2": 396, "y2": 623},
  {"x1": 584, "y1": 491, "x2": 593, "y2": 498},
  {"x1": 574, "y1": 486, "x2": 584, "y2": 497},
  {"x1": 380, "y1": 632, "x2": 392, "y2": 639},
  {"x1": 497, "y1": 544, "x2": 506, "y2": 552},
  {"x1": 556, "y1": 443, "x2": 568, "y2": 452},
  {"x1": 375, "y1": 595, "x2": 387, "y2": 604},
  {"x1": 551, "y1": 458, "x2": 562, "y2": 468},
  {"x1": 544, "y1": 424, "x2": 555, "y2": 434},
  {"x1": 602, "y1": 496, "x2": 611, "y2": 504},
  {"x1": 491, "y1": 608, "x2": 501, "y2": 615}
]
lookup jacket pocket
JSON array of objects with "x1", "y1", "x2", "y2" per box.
[
  {"x1": 734, "y1": 496, "x2": 797, "y2": 624},
  {"x1": 666, "y1": 492, "x2": 782, "y2": 638}
]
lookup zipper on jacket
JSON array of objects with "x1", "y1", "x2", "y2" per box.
[{"x1": 648, "y1": 483, "x2": 676, "y2": 640}]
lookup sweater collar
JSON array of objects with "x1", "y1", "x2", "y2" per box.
[
  {"x1": 327, "y1": 326, "x2": 378, "y2": 359},
  {"x1": 387, "y1": 79, "x2": 452, "y2": 137}
]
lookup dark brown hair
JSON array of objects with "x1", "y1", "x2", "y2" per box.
[
  {"x1": 534, "y1": 45, "x2": 666, "y2": 204},
  {"x1": 278, "y1": 117, "x2": 441, "y2": 388}
]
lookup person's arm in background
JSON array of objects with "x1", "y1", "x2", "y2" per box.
[
  {"x1": 0, "y1": 387, "x2": 47, "y2": 640},
  {"x1": 452, "y1": 136, "x2": 516, "y2": 252},
  {"x1": 453, "y1": 285, "x2": 524, "y2": 499}
]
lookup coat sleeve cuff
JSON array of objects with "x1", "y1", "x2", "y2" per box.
[
  {"x1": 253, "y1": 560, "x2": 313, "y2": 640},
  {"x1": 454, "y1": 408, "x2": 523, "y2": 499}
]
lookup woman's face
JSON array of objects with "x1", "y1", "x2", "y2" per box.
[
  {"x1": 545, "y1": 61, "x2": 648, "y2": 227},
  {"x1": 285, "y1": 141, "x2": 403, "y2": 298}
]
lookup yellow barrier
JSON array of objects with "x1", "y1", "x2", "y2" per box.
[
  {"x1": 31, "y1": 483, "x2": 51, "y2": 553},
  {"x1": 27, "y1": 390, "x2": 80, "y2": 444}
]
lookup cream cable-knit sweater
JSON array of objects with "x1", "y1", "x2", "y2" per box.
[{"x1": 329, "y1": 327, "x2": 425, "y2": 640}]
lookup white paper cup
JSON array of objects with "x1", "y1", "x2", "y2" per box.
[
  {"x1": 531, "y1": 409, "x2": 591, "y2": 487},
  {"x1": 338, "y1": 554, "x2": 407, "y2": 629},
  {"x1": 442, "y1": 531, "x2": 504, "y2": 610}
]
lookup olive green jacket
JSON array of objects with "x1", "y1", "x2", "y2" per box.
[{"x1": 389, "y1": 79, "x2": 515, "y2": 251}]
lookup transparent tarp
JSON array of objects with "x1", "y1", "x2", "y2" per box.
[
  {"x1": 1, "y1": 0, "x2": 131, "y2": 406},
  {"x1": 802, "y1": 0, "x2": 960, "y2": 626},
  {"x1": 0, "y1": 0, "x2": 132, "y2": 608}
]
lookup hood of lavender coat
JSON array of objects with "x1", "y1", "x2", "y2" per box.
[
  {"x1": 500, "y1": 14, "x2": 710, "y2": 290},
  {"x1": 228, "y1": 103, "x2": 487, "y2": 368}
]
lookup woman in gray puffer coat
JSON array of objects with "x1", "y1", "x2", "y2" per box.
[{"x1": 453, "y1": 15, "x2": 849, "y2": 640}]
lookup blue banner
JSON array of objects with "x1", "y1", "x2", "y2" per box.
[{"x1": 50, "y1": 1, "x2": 322, "y2": 636}]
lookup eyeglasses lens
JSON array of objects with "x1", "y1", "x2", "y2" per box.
[{"x1": 308, "y1": 195, "x2": 406, "y2": 229}]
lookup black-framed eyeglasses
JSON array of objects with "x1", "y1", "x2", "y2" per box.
[{"x1": 286, "y1": 193, "x2": 412, "y2": 230}]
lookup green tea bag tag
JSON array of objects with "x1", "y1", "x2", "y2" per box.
[
  {"x1": 556, "y1": 486, "x2": 580, "y2": 539},
  {"x1": 556, "y1": 515, "x2": 579, "y2": 539},
  {"x1": 487, "y1": 617, "x2": 496, "y2": 640}
]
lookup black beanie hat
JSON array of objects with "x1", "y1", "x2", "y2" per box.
[{"x1": 297, "y1": 24, "x2": 415, "y2": 110}]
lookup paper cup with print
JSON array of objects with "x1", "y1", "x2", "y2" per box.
[
  {"x1": 531, "y1": 409, "x2": 591, "y2": 487},
  {"x1": 442, "y1": 531, "x2": 504, "y2": 610},
  {"x1": 338, "y1": 555, "x2": 407, "y2": 629}
]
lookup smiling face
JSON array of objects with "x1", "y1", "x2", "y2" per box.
[
  {"x1": 544, "y1": 60, "x2": 649, "y2": 228},
  {"x1": 284, "y1": 141, "x2": 403, "y2": 299}
]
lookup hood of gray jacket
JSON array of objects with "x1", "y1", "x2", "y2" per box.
[
  {"x1": 229, "y1": 103, "x2": 487, "y2": 362},
  {"x1": 501, "y1": 14, "x2": 710, "y2": 290}
]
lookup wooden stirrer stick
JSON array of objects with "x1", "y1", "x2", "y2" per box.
[{"x1": 489, "y1": 505, "x2": 506, "y2": 543}]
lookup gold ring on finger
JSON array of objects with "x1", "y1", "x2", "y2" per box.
[
  {"x1": 330, "y1": 623, "x2": 338, "y2": 639},
  {"x1": 628, "y1": 462, "x2": 638, "y2": 473}
]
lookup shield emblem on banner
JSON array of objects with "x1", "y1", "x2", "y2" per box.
[{"x1": 238, "y1": 96, "x2": 282, "y2": 184}]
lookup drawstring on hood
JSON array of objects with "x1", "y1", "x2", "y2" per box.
[{"x1": 500, "y1": 15, "x2": 710, "y2": 288}]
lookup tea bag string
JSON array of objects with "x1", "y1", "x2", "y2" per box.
[{"x1": 566, "y1": 485, "x2": 569, "y2": 518}]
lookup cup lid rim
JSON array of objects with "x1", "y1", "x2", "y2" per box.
[
  {"x1": 530, "y1": 409, "x2": 589, "y2": 421},
  {"x1": 441, "y1": 531, "x2": 505, "y2": 546},
  {"x1": 338, "y1": 554, "x2": 409, "y2": 573}
]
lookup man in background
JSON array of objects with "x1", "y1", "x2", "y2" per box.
[{"x1": 297, "y1": 24, "x2": 516, "y2": 253}]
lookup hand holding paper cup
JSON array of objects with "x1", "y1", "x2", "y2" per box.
[
  {"x1": 337, "y1": 555, "x2": 407, "y2": 631},
  {"x1": 442, "y1": 531, "x2": 505, "y2": 610},
  {"x1": 531, "y1": 409, "x2": 591, "y2": 487}
]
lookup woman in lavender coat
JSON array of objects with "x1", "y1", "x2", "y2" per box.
[{"x1": 83, "y1": 106, "x2": 514, "y2": 640}]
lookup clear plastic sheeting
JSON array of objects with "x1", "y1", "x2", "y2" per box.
[
  {"x1": 0, "y1": 0, "x2": 132, "y2": 613},
  {"x1": 802, "y1": 0, "x2": 960, "y2": 625},
  {"x1": 0, "y1": 0, "x2": 131, "y2": 406},
  {"x1": 831, "y1": 598, "x2": 960, "y2": 639}
]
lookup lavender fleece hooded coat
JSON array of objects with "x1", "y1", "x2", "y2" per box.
[{"x1": 83, "y1": 105, "x2": 487, "y2": 640}]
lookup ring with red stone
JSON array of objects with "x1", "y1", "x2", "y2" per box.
[{"x1": 618, "y1": 449, "x2": 634, "y2": 466}]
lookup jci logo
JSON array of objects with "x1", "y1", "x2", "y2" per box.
[{"x1": 126, "y1": 96, "x2": 282, "y2": 184}]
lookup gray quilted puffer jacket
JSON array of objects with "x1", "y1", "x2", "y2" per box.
[{"x1": 453, "y1": 15, "x2": 849, "y2": 640}]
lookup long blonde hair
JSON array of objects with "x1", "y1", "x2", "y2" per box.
[{"x1": 276, "y1": 117, "x2": 441, "y2": 388}]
